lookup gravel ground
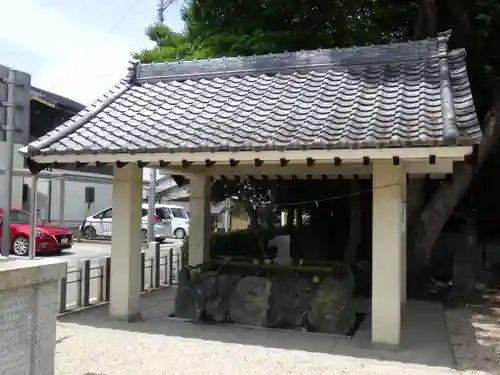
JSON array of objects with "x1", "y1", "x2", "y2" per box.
[
  {"x1": 54, "y1": 289, "x2": 499, "y2": 375},
  {"x1": 55, "y1": 322, "x2": 464, "y2": 375},
  {"x1": 446, "y1": 292, "x2": 500, "y2": 374}
]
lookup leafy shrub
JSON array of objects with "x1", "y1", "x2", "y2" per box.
[{"x1": 210, "y1": 227, "x2": 287, "y2": 259}]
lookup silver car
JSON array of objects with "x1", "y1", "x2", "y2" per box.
[{"x1": 79, "y1": 204, "x2": 172, "y2": 242}]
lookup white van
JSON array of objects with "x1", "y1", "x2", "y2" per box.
[
  {"x1": 80, "y1": 203, "x2": 189, "y2": 241},
  {"x1": 155, "y1": 204, "x2": 190, "y2": 239}
]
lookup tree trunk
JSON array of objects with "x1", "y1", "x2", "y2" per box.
[
  {"x1": 241, "y1": 199, "x2": 267, "y2": 256},
  {"x1": 409, "y1": 92, "x2": 500, "y2": 291},
  {"x1": 407, "y1": 176, "x2": 427, "y2": 229},
  {"x1": 414, "y1": 0, "x2": 437, "y2": 39},
  {"x1": 296, "y1": 207, "x2": 303, "y2": 227},
  {"x1": 344, "y1": 177, "x2": 362, "y2": 264},
  {"x1": 286, "y1": 207, "x2": 294, "y2": 227},
  {"x1": 442, "y1": 0, "x2": 472, "y2": 50}
]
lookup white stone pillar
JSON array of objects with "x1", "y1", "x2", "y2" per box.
[
  {"x1": 188, "y1": 175, "x2": 211, "y2": 266},
  {"x1": 58, "y1": 179, "x2": 66, "y2": 226},
  {"x1": 371, "y1": 161, "x2": 404, "y2": 346},
  {"x1": 109, "y1": 164, "x2": 143, "y2": 321},
  {"x1": 0, "y1": 258, "x2": 66, "y2": 375}
]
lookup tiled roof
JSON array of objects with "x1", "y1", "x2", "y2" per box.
[{"x1": 20, "y1": 31, "x2": 481, "y2": 158}]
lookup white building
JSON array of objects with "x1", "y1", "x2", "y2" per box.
[{"x1": 0, "y1": 85, "x2": 117, "y2": 229}]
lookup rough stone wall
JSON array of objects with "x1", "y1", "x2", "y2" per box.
[
  {"x1": 175, "y1": 266, "x2": 357, "y2": 335},
  {"x1": 0, "y1": 279, "x2": 60, "y2": 375}
]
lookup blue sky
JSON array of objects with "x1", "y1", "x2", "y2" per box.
[{"x1": 0, "y1": 0, "x2": 184, "y2": 105}]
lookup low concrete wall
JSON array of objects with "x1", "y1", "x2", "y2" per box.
[{"x1": 0, "y1": 258, "x2": 66, "y2": 375}]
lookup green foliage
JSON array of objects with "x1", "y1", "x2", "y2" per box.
[
  {"x1": 183, "y1": 0, "x2": 415, "y2": 56},
  {"x1": 133, "y1": 24, "x2": 211, "y2": 63},
  {"x1": 210, "y1": 228, "x2": 285, "y2": 259},
  {"x1": 467, "y1": 0, "x2": 500, "y2": 117},
  {"x1": 135, "y1": 1, "x2": 416, "y2": 62}
]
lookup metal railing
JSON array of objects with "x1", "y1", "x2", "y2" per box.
[{"x1": 59, "y1": 243, "x2": 182, "y2": 314}]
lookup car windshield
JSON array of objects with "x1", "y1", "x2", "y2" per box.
[
  {"x1": 170, "y1": 208, "x2": 188, "y2": 219},
  {"x1": 10, "y1": 211, "x2": 30, "y2": 224}
]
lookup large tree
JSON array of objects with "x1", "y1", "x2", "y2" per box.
[{"x1": 135, "y1": 0, "x2": 500, "y2": 291}]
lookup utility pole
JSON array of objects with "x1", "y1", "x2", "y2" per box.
[
  {"x1": 157, "y1": 0, "x2": 176, "y2": 24},
  {"x1": 0, "y1": 66, "x2": 31, "y2": 257},
  {"x1": 157, "y1": 0, "x2": 166, "y2": 23}
]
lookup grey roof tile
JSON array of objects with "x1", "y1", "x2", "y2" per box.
[{"x1": 21, "y1": 31, "x2": 481, "y2": 158}]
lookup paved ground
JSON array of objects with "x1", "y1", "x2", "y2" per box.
[
  {"x1": 30, "y1": 239, "x2": 183, "y2": 307},
  {"x1": 55, "y1": 289, "x2": 498, "y2": 375}
]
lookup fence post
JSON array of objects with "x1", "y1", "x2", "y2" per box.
[
  {"x1": 162, "y1": 255, "x2": 168, "y2": 286},
  {"x1": 75, "y1": 269, "x2": 82, "y2": 309},
  {"x1": 150, "y1": 241, "x2": 161, "y2": 288},
  {"x1": 99, "y1": 256, "x2": 111, "y2": 302},
  {"x1": 141, "y1": 251, "x2": 145, "y2": 292},
  {"x1": 175, "y1": 251, "x2": 181, "y2": 283},
  {"x1": 59, "y1": 276, "x2": 67, "y2": 313},
  {"x1": 80, "y1": 259, "x2": 91, "y2": 307},
  {"x1": 168, "y1": 248, "x2": 174, "y2": 285}
]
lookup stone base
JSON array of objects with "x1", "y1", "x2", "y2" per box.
[{"x1": 0, "y1": 257, "x2": 66, "y2": 375}]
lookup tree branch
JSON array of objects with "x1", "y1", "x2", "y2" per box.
[{"x1": 410, "y1": 89, "x2": 500, "y2": 277}]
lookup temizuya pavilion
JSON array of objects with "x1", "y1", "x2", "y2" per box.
[{"x1": 19, "y1": 31, "x2": 481, "y2": 346}]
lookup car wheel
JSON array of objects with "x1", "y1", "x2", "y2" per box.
[
  {"x1": 82, "y1": 226, "x2": 97, "y2": 240},
  {"x1": 174, "y1": 228, "x2": 186, "y2": 239},
  {"x1": 12, "y1": 235, "x2": 29, "y2": 256}
]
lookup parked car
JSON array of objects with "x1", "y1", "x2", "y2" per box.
[
  {"x1": 156, "y1": 204, "x2": 190, "y2": 239},
  {"x1": 79, "y1": 203, "x2": 189, "y2": 241},
  {"x1": 0, "y1": 208, "x2": 73, "y2": 256}
]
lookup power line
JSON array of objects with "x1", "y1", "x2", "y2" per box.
[
  {"x1": 48, "y1": 0, "x2": 143, "y2": 92},
  {"x1": 228, "y1": 182, "x2": 401, "y2": 209}
]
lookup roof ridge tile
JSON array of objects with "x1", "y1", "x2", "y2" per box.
[{"x1": 136, "y1": 32, "x2": 451, "y2": 83}]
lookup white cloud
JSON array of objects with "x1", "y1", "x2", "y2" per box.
[{"x1": 0, "y1": 0, "x2": 145, "y2": 104}]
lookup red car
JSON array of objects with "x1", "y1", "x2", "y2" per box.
[{"x1": 0, "y1": 208, "x2": 73, "y2": 256}]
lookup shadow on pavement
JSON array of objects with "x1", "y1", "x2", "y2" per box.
[{"x1": 55, "y1": 287, "x2": 483, "y2": 372}]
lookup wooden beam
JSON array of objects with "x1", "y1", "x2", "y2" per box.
[
  {"x1": 32, "y1": 146, "x2": 474, "y2": 165},
  {"x1": 181, "y1": 160, "x2": 192, "y2": 168},
  {"x1": 280, "y1": 158, "x2": 289, "y2": 167},
  {"x1": 75, "y1": 161, "x2": 89, "y2": 168}
]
